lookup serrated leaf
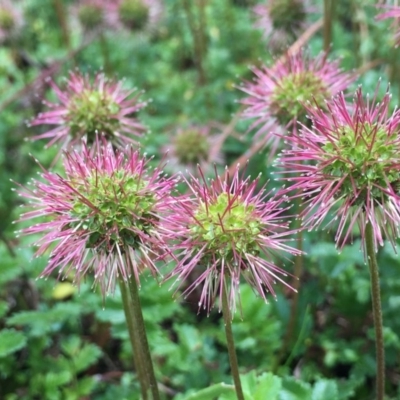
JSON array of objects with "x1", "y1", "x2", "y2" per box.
[
  {"x1": 312, "y1": 380, "x2": 338, "y2": 400},
  {"x1": 183, "y1": 383, "x2": 235, "y2": 400},
  {"x1": 0, "y1": 329, "x2": 27, "y2": 357},
  {"x1": 280, "y1": 377, "x2": 312, "y2": 400},
  {"x1": 254, "y1": 373, "x2": 282, "y2": 400},
  {"x1": 73, "y1": 342, "x2": 102, "y2": 373}
]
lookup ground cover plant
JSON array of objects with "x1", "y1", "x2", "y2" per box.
[{"x1": 1, "y1": 0, "x2": 400, "y2": 399}]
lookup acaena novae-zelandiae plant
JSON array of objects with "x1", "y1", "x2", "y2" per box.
[
  {"x1": 277, "y1": 85, "x2": 400, "y2": 400},
  {"x1": 240, "y1": 49, "x2": 354, "y2": 159},
  {"x1": 15, "y1": 141, "x2": 177, "y2": 400},
  {"x1": 165, "y1": 166, "x2": 302, "y2": 400},
  {"x1": 29, "y1": 70, "x2": 147, "y2": 151}
]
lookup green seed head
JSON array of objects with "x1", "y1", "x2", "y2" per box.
[
  {"x1": 269, "y1": 0, "x2": 306, "y2": 32},
  {"x1": 67, "y1": 89, "x2": 121, "y2": 142},
  {"x1": 119, "y1": 0, "x2": 149, "y2": 31},
  {"x1": 190, "y1": 193, "x2": 262, "y2": 266},
  {"x1": 270, "y1": 71, "x2": 328, "y2": 126},
  {"x1": 174, "y1": 128, "x2": 210, "y2": 165},
  {"x1": 322, "y1": 123, "x2": 400, "y2": 203},
  {"x1": 78, "y1": 5, "x2": 104, "y2": 30},
  {"x1": 70, "y1": 170, "x2": 156, "y2": 249}
]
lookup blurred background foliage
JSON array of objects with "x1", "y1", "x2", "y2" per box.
[{"x1": 0, "y1": 0, "x2": 400, "y2": 399}]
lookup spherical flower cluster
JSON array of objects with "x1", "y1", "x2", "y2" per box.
[
  {"x1": 111, "y1": 0, "x2": 163, "y2": 32},
  {"x1": 165, "y1": 167, "x2": 301, "y2": 314},
  {"x1": 74, "y1": 0, "x2": 112, "y2": 32},
  {"x1": 253, "y1": 0, "x2": 309, "y2": 50},
  {"x1": 30, "y1": 71, "x2": 147, "y2": 150},
  {"x1": 17, "y1": 143, "x2": 177, "y2": 296},
  {"x1": 165, "y1": 125, "x2": 224, "y2": 175},
  {"x1": 240, "y1": 50, "x2": 354, "y2": 158},
  {"x1": 277, "y1": 86, "x2": 400, "y2": 253},
  {"x1": 0, "y1": 0, "x2": 22, "y2": 44}
]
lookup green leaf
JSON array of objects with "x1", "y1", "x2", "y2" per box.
[
  {"x1": 182, "y1": 382, "x2": 235, "y2": 400},
  {"x1": 280, "y1": 377, "x2": 312, "y2": 400},
  {"x1": 0, "y1": 300, "x2": 9, "y2": 319},
  {"x1": 312, "y1": 380, "x2": 339, "y2": 400},
  {"x1": 73, "y1": 342, "x2": 102, "y2": 373},
  {"x1": 0, "y1": 329, "x2": 27, "y2": 357},
  {"x1": 254, "y1": 373, "x2": 282, "y2": 400}
]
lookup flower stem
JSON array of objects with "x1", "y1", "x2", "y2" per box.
[
  {"x1": 181, "y1": 0, "x2": 207, "y2": 85},
  {"x1": 119, "y1": 279, "x2": 149, "y2": 400},
  {"x1": 127, "y1": 275, "x2": 160, "y2": 400},
  {"x1": 274, "y1": 196, "x2": 303, "y2": 371},
  {"x1": 221, "y1": 286, "x2": 244, "y2": 400},
  {"x1": 99, "y1": 33, "x2": 111, "y2": 75},
  {"x1": 52, "y1": 0, "x2": 73, "y2": 56},
  {"x1": 365, "y1": 222, "x2": 385, "y2": 400},
  {"x1": 323, "y1": 0, "x2": 333, "y2": 52}
]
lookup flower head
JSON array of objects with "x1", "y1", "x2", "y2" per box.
[
  {"x1": 165, "y1": 167, "x2": 301, "y2": 314},
  {"x1": 17, "y1": 142, "x2": 176, "y2": 297},
  {"x1": 30, "y1": 71, "x2": 147, "y2": 150},
  {"x1": 240, "y1": 50, "x2": 354, "y2": 158},
  {"x1": 111, "y1": 0, "x2": 163, "y2": 32},
  {"x1": 74, "y1": 0, "x2": 112, "y2": 32},
  {"x1": 277, "y1": 86, "x2": 400, "y2": 253},
  {"x1": 253, "y1": 0, "x2": 310, "y2": 50},
  {"x1": 164, "y1": 124, "x2": 224, "y2": 175},
  {"x1": 376, "y1": 5, "x2": 400, "y2": 46},
  {"x1": 0, "y1": 0, "x2": 22, "y2": 44}
]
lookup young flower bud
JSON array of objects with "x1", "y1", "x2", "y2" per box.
[{"x1": 118, "y1": 0, "x2": 149, "y2": 30}]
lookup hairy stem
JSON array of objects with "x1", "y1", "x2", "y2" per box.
[
  {"x1": 127, "y1": 276, "x2": 160, "y2": 400},
  {"x1": 365, "y1": 222, "x2": 385, "y2": 400},
  {"x1": 221, "y1": 286, "x2": 244, "y2": 400},
  {"x1": 119, "y1": 279, "x2": 149, "y2": 399}
]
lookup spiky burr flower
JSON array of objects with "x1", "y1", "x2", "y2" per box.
[
  {"x1": 376, "y1": 5, "x2": 400, "y2": 46},
  {"x1": 253, "y1": 0, "x2": 310, "y2": 50},
  {"x1": 277, "y1": 86, "x2": 400, "y2": 254},
  {"x1": 165, "y1": 167, "x2": 301, "y2": 314},
  {"x1": 29, "y1": 71, "x2": 147, "y2": 150},
  {"x1": 0, "y1": 0, "x2": 23, "y2": 44},
  {"x1": 111, "y1": 0, "x2": 163, "y2": 32},
  {"x1": 16, "y1": 142, "x2": 177, "y2": 297},
  {"x1": 74, "y1": 0, "x2": 112, "y2": 32},
  {"x1": 240, "y1": 50, "x2": 354, "y2": 158},
  {"x1": 164, "y1": 125, "x2": 224, "y2": 175}
]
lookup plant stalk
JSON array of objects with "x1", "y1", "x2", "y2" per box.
[
  {"x1": 323, "y1": 0, "x2": 333, "y2": 52},
  {"x1": 181, "y1": 0, "x2": 207, "y2": 85},
  {"x1": 127, "y1": 275, "x2": 160, "y2": 400},
  {"x1": 365, "y1": 222, "x2": 385, "y2": 400},
  {"x1": 52, "y1": 0, "x2": 73, "y2": 56},
  {"x1": 119, "y1": 279, "x2": 149, "y2": 400},
  {"x1": 99, "y1": 33, "x2": 111, "y2": 75},
  {"x1": 221, "y1": 285, "x2": 244, "y2": 400},
  {"x1": 273, "y1": 196, "x2": 303, "y2": 372}
]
